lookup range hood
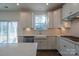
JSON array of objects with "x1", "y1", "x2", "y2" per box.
[{"x1": 67, "y1": 12, "x2": 79, "y2": 20}]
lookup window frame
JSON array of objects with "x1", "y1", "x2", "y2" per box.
[
  {"x1": 0, "y1": 20, "x2": 18, "y2": 44},
  {"x1": 32, "y1": 12, "x2": 49, "y2": 31}
]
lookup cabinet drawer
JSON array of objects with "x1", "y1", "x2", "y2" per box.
[
  {"x1": 59, "y1": 38, "x2": 76, "y2": 56},
  {"x1": 60, "y1": 38, "x2": 75, "y2": 48}
]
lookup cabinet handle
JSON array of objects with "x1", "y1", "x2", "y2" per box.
[
  {"x1": 75, "y1": 53, "x2": 78, "y2": 55},
  {"x1": 60, "y1": 49, "x2": 62, "y2": 51},
  {"x1": 69, "y1": 12, "x2": 72, "y2": 14},
  {"x1": 64, "y1": 45, "x2": 66, "y2": 47}
]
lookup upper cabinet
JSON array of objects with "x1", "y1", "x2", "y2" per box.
[
  {"x1": 53, "y1": 9, "x2": 62, "y2": 28},
  {"x1": 48, "y1": 11, "x2": 54, "y2": 28},
  {"x1": 62, "y1": 3, "x2": 79, "y2": 20}
]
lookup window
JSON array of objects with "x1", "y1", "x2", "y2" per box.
[
  {"x1": 0, "y1": 21, "x2": 18, "y2": 44},
  {"x1": 33, "y1": 13, "x2": 48, "y2": 31}
]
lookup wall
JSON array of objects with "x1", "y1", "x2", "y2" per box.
[
  {"x1": 0, "y1": 11, "x2": 61, "y2": 42},
  {"x1": 0, "y1": 11, "x2": 20, "y2": 34},
  {"x1": 0, "y1": 11, "x2": 20, "y2": 21},
  {"x1": 0, "y1": 11, "x2": 61, "y2": 36},
  {"x1": 69, "y1": 20, "x2": 79, "y2": 37},
  {"x1": 23, "y1": 10, "x2": 61, "y2": 36},
  {"x1": 19, "y1": 11, "x2": 33, "y2": 36},
  {"x1": 61, "y1": 19, "x2": 79, "y2": 37}
]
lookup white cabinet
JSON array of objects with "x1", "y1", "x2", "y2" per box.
[
  {"x1": 57, "y1": 37, "x2": 77, "y2": 56},
  {"x1": 53, "y1": 9, "x2": 62, "y2": 28},
  {"x1": 48, "y1": 9, "x2": 62, "y2": 28},
  {"x1": 62, "y1": 3, "x2": 79, "y2": 20},
  {"x1": 34, "y1": 38, "x2": 48, "y2": 50},
  {"x1": 75, "y1": 45, "x2": 79, "y2": 55},
  {"x1": 57, "y1": 37, "x2": 60, "y2": 51},
  {"x1": 48, "y1": 12, "x2": 54, "y2": 28},
  {"x1": 47, "y1": 37, "x2": 57, "y2": 49},
  {"x1": 62, "y1": 4, "x2": 71, "y2": 19},
  {"x1": 34, "y1": 36, "x2": 57, "y2": 50}
]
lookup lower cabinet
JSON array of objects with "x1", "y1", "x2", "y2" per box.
[
  {"x1": 57, "y1": 37, "x2": 77, "y2": 56},
  {"x1": 34, "y1": 36, "x2": 56, "y2": 50},
  {"x1": 47, "y1": 37, "x2": 57, "y2": 49},
  {"x1": 34, "y1": 38, "x2": 48, "y2": 50},
  {"x1": 75, "y1": 45, "x2": 79, "y2": 55}
]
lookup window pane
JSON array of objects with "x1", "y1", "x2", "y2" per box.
[
  {"x1": 35, "y1": 16, "x2": 41, "y2": 23},
  {"x1": 8, "y1": 22, "x2": 18, "y2": 43},
  {"x1": 40, "y1": 15, "x2": 46, "y2": 23},
  {"x1": 0, "y1": 21, "x2": 18, "y2": 44},
  {"x1": 35, "y1": 23, "x2": 41, "y2": 29},
  {"x1": 34, "y1": 15, "x2": 48, "y2": 31},
  {"x1": 0, "y1": 22, "x2": 8, "y2": 43}
]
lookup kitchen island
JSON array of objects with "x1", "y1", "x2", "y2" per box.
[{"x1": 0, "y1": 43, "x2": 37, "y2": 56}]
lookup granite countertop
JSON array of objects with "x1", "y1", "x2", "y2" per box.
[{"x1": 61, "y1": 36, "x2": 79, "y2": 42}]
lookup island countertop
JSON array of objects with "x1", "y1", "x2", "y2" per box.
[{"x1": 0, "y1": 43, "x2": 37, "y2": 56}]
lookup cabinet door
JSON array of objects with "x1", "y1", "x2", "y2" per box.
[
  {"x1": 69, "y1": 4, "x2": 79, "y2": 15},
  {"x1": 47, "y1": 37, "x2": 57, "y2": 49},
  {"x1": 40, "y1": 39, "x2": 48, "y2": 49},
  {"x1": 56, "y1": 37, "x2": 60, "y2": 51},
  {"x1": 75, "y1": 45, "x2": 79, "y2": 55},
  {"x1": 62, "y1": 4, "x2": 71, "y2": 19},
  {"x1": 48, "y1": 12, "x2": 54, "y2": 28},
  {"x1": 62, "y1": 3, "x2": 79, "y2": 20},
  {"x1": 34, "y1": 39, "x2": 41, "y2": 49},
  {"x1": 53, "y1": 9, "x2": 61, "y2": 28},
  {"x1": 59, "y1": 38, "x2": 76, "y2": 56},
  {"x1": 34, "y1": 39, "x2": 48, "y2": 50}
]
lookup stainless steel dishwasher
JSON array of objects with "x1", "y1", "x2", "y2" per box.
[{"x1": 23, "y1": 36, "x2": 34, "y2": 43}]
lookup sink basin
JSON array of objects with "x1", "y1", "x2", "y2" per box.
[{"x1": 35, "y1": 35, "x2": 47, "y2": 39}]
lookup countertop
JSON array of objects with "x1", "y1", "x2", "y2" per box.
[
  {"x1": 61, "y1": 36, "x2": 79, "y2": 42},
  {"x1": 0, "y1": 43, "x2": 37, "y2": 56}
]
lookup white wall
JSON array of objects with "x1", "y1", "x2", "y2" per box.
[
  {"x1": 69, "y1": 20, "x2": 79, "y2": 37},
  {"x1": 0, "y1": 11, "x2": 32, "y2": 36},
  {"x1": 61, "y1": 19, "x2": 79, "y2": 37},
  {"x1": 0, "y1": 11, "x2": 21, "y2": 35},
  {"x1": 0, "y1": 11, "x2": 61, "y2": 36},
  {"x1": 19, "y1": 11, "x2": 32, "y2": 36},
  {"x1": 0, "y1": 11, "x2": 20, "y2": 21}
]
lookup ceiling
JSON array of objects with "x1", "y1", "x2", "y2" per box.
[{"x1": 0, "y1": 3, "x2": 64, "y2": 12}]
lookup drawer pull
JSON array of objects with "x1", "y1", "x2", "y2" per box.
[
  {"x1": 75, "y1": 53, "x2": 78, "y2": 55},
  {"x1": 64, "y1": 45, "x2": 66, "y2": 47},
  {"x1": 69, "y1": 12, "x2": 72, "y2": 14}
]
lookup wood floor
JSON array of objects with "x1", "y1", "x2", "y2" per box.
[{"x1": 36, "y1": 50, "x2": 61, "y2": 56}]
